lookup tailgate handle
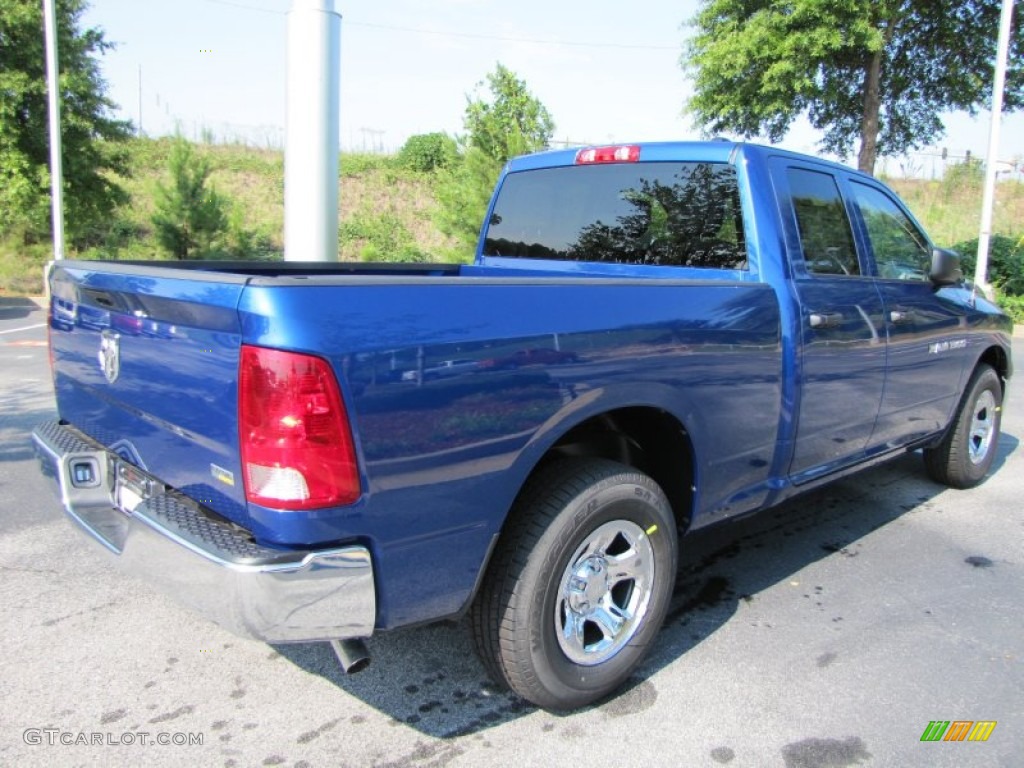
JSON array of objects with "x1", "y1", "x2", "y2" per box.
[{"x1": 81, "y1": 288, "x2": 121, "y2": 310}]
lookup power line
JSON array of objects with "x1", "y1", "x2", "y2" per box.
[
  {"x1": 348, "y1": 20, "x2": 678, "y2": 51},
  {"x1": 204, "y1": 0, "x2": 283, "y2": 14},
  {"x1": 201, "y1": 0, "x2": 679, "y2": 50}
]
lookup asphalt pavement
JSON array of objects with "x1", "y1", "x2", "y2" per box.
[{"x1": 1, "y1": 297, "x2": 1021, "y2": 767}]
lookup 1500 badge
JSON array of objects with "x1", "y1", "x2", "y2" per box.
[{"x1": 929, "y1": 339, "x2": 968, "y2": 355}]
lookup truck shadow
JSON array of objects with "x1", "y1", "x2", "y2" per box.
[
  {"x1": 275, "y1": 436, "x2": 1019, "y2": 738},
  {"x1": 988, "y1": 430, "x2": 1019, "y2": 474},
  {"x1": 0, "y1": 384, "x2": 57, "y2": 464},
  {"x1": 0, "y1": 298, "x2": 42, "y2": 321}
]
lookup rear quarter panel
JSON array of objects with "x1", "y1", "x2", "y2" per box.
[{"x1": 239, "y1": 277, "x2": 782, "y2": 628}]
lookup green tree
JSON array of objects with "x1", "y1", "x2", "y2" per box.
[
  {"x1": 433, "y1": 146, "x2": 507, "y2": 256},
  {"x1": 436, "y1": 64, "x2": 555, "y2": 256},
  {"x1": 151, "y1": 138, "x2": 228, "y2": 259},
  {"x1": 464, "y1": 63, "x2": 554, "y2": 162},
  {"x1": 684, "y1": 0, "x2": 1024, "y2": 174},
  {"x1": 0, "y1": 0, "x2": 132, "y2": 243}
]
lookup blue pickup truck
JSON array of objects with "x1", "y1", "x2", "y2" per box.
[{"x1": 34, "y1": 141, "x2": 1012, "y2": 709}]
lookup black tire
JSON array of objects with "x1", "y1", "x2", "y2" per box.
[
  {"x1": 470, "y1": 458, "x2": 677, "y2": 710},
  {"x1": 924, "y1": 364, "x2": 1003, "y2": 489}
]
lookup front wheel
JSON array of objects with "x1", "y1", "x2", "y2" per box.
[
  {"x1": 924, "y1": 363, "x2": 1003, "y2": 489},
  {"x1": 470, "y1": 458, "x2": 677, "y2": 710}
]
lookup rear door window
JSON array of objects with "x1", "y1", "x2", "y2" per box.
[
  {"x1": 786, "y1": 168, "x2": 860, "y2": 276},
  {"x1": 483, "y1": 162, "x2": 747, "y2": 269}
]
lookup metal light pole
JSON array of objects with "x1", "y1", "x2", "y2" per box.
[
  {"x1": 43, "y1": 0, "x2": 65, "y2": 260},
  {"x1": 974, "y1": 0, "x2": 1015, "y2": 296},
  {"x1": 284, "y1": 0, "x2": 342, "y2": 262}
]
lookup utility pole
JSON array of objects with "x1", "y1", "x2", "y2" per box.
[
  {"x1": 359, "y1": 127, "x2": 384, "y2": 152},
  {"x1": 974, "y1": 0, "x2": 1015, "y2": 297},
  {"x1": 284, "y1": 0, "x2": 342, "y2": 262},
  {"x1": 43, "y1": 0, "x2": 65, "y2": 260}
]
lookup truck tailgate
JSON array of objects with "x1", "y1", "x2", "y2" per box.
[{"x1": 48, "y1": 262, "x2": 251, "y2": 531}]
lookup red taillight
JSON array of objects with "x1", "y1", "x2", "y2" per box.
[
  {"x1": 238, "y1": 345, "x2": 360, "y2": 510},
  {"x1": 575, "y1": 145, "x2": 641, "y2": 164}
]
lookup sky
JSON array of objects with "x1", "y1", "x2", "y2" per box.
[{"x1": 79, "y1": 0, "x2": 1024, "y2": 174}]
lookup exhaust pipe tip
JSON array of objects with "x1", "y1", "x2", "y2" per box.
[{"x1": 329, "y1": 638, "x2": 370, "y2": 674}]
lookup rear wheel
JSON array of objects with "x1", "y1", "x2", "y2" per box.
[
  {"x1": 470, "y1": 458, "x2": 677, "y2": 710},
  {"x1": 924, "y1": 364, "x2": 1003, "y2": 489}
]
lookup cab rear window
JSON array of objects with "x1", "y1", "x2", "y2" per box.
[{"x1": 483, "y1": 162, "x2": 747, "y2": 269}]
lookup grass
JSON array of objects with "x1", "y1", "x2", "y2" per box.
[
  {"x1": 887, "y1": 176, "x2": 1024, "y2": 249},
  {"x1": 338, "y1": 164, "x2": 456, "y2": 261},
  {"x1": 0, "y1": 239, "x2": 52, "y2": 296}
]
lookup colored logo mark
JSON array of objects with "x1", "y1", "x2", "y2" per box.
[{"x1": 920, "y1": 721, "x2": 997, "y2": 742}]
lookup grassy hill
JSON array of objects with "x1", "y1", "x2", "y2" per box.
[
  {"x1": 89, "y1": 138, "x2": 459, "y2": 264},
  {"x1": 2, "y1": 138, "x2": 1022, "y2": 303},
  {"x1": 0, "y1": 138, "x2": 459, "y2": 296}
]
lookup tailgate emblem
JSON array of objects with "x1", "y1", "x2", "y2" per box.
[{"x1": 98, "y1": 330, "x2": 121, "y2": 383}]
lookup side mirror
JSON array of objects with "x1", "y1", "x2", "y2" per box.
[{"x1": 929, "y1": 247, "x2": 962, "y2": 286}]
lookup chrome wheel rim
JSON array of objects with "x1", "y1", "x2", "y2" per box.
[
  {"x1": 555, "y1": 519, "x2": 655, "y2": 666},
  {"x1": 968, "y1": 390, "x2": 997, "y2": 465}
]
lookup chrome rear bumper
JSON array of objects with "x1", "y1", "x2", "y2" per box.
[{"x1": 31, "y1": 420, "x2": 376, "y2": 644}]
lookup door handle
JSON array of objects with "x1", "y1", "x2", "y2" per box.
[
  {"x1": 809, "y1": 312, "x2": 844, "y2": 329},
  {"x1": 889, "y1": 309, "x2": 914, "y2": 324}
]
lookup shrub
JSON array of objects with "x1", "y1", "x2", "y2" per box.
[
  {"x1": 942, "y1": 158, "x2": 984, "y2": 199},
  {"x1": 75, "y1": 215, "x2": 152, "y2": 261},
  {"x1": 398, "y1": 133, "x2": 458, "y2": 173},
  {"x1": 952, "y1": 234, "x2": 1024, "y2": 296},
  {"x1": 340, "y1": 153, "x2": 395, "y2": 177},
  {"x1": 997, "y1": 293, "x2": 1024, "y2": 324},
  {"x1": 222, "y1": 206, "x2": 279, "y2": 260},
  {"x1": 339, "y1": 210, "x2": 428, "y2": 263}
]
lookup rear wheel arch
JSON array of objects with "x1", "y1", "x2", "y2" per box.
[
  {"x1": 462, "y1": 406, "x2": 695, "y2": 620},
  {"x1": 544, "y1": 406, "x2": 696, "y2": 536},
  {"x1": 489, "y1": 405, "x2": 695, "y2": 559}
]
